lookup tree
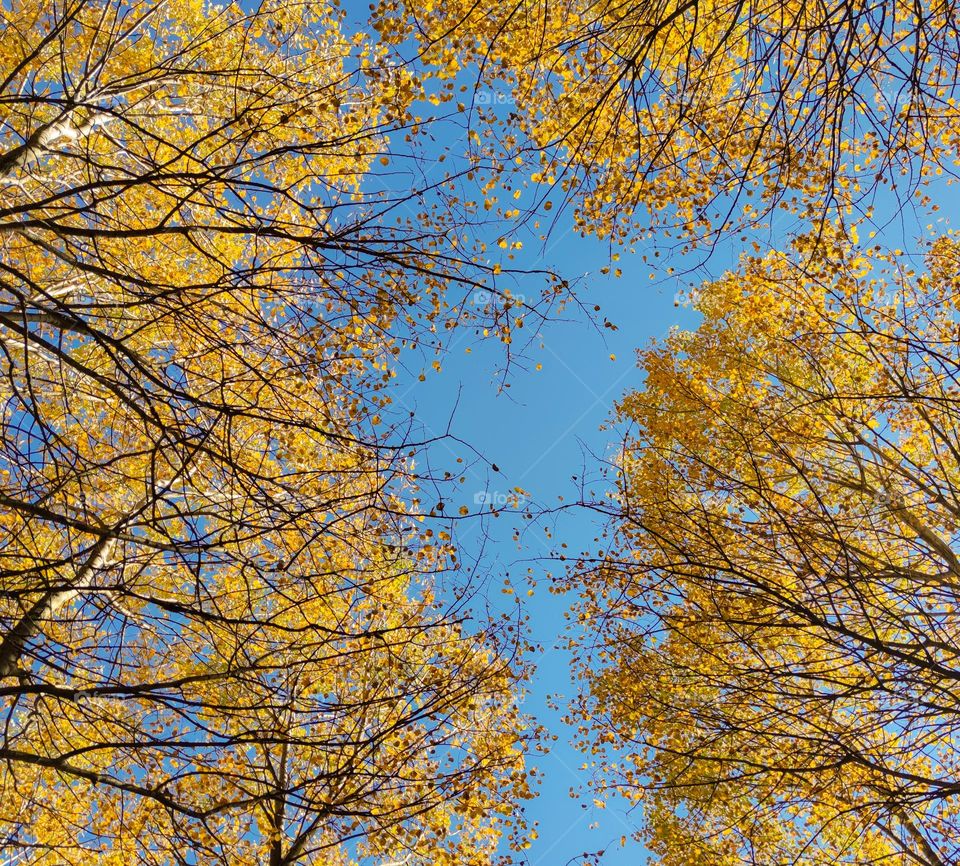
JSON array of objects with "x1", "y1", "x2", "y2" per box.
[
  {"x1": 570, "y1": 226, "x2": 960, "y2": 866},
  {"x1": 376, "y1": 0, "x2": 960, "y2": 251},
  {"x1": 0, "y1": 0, "x2": 538, "y2": 862}
]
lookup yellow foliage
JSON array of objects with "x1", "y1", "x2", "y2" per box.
[
  {"x1": 570, "y1": 232, "x2": 960, "y2": 865},
  {"x1": 0, "y1": 1, "x2": 537, "y2": 862}
]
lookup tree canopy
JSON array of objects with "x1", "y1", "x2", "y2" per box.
[
  {"x1": 376, "y1": 0, "x2": 960, "y2": 249},
  {"x1": 572, "y1": 229, "x2": 960, "y2": 865},
  {"x1": 2, "y1": 0, "x2": 960, "y2": 863},
  {"x1": 0, "y1": 0, "x2": 539, "y2": 862}
]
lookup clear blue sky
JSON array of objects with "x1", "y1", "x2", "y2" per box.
[
  {"x1": 360, "y1": 131, "x2": 711, "y2": 866},
  {"x1": 395, "y1": 234, "x2": 695, "y2": 865}
]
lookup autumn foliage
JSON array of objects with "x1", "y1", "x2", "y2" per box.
[
  {"x1": 0, "y1": 0, "x2": 537, "y2": 863},
  {"x1": 376, "y1": 0, "x2": 960, "y2": 250},
  {"x1": 573, "y1": 231, "x2": 960, "y2": 865},
  {"x1": 3, "y1": 0, "x2": 960, "y2": 863}
]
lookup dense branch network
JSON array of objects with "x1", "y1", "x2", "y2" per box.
[{"x1": 0, "y1": 1, "x2": 539, "y2": 863}]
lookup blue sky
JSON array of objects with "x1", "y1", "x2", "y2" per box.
[
  {"x1": 384, "y1": 207, "x2": 706, "y2": 863},
  {"x1": 400, "y1": 251, "x2": 687, "y2": 866}
]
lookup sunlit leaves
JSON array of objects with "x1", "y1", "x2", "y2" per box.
[
  {"x1": 0, "y1": 1, "x2": 538, "y2": 862},
  {"x1": 376, "y1": 0, "x2": 960, "y2": 255},
  {"x1": 572, "y1": 230, "x2": 960, "y2": 866}
]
